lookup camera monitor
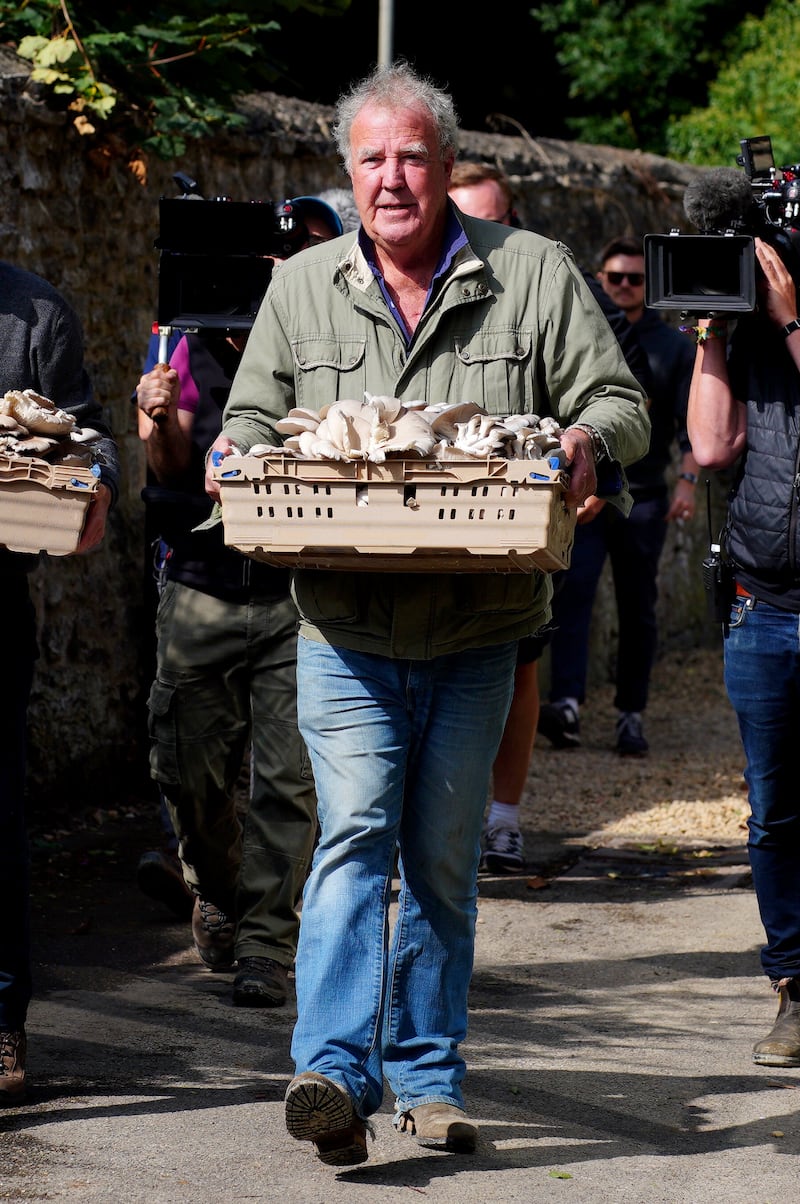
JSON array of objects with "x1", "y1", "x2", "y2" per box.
[
  {"x1": 155, "y1": 198, "x2": 295, "y2": 332},
  {"x1": 644, "y1": 232, "x2": 757, "y2": 314}
]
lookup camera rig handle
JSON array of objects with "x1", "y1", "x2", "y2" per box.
[{"x1": 151, "y1": 324, "x2": 174, "y2": 426}]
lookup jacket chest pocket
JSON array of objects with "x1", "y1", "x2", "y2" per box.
[
  {"x1": 453, "y1": 330, "x2": 533, "y2": 414},
  {"x1": 291, "y1": 337, "x2": 367, "y2": 408}
]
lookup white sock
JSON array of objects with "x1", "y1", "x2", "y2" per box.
[
  {"x1": 487, "y1": 801, "x2": 520, "y2": 830},
  {"x1": 554, "y1": 696, "x2": 579, "y2": 715}
]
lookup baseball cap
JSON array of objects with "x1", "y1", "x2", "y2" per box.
[{"x1": 290, "y1": 195, "x2": 344, "y2": 238}]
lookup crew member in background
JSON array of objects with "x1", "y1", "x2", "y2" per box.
[
  {"x1": 135, "y1": 196, "x2": 343, "y2": 1008},
  {"x1": 0, "y1": 261, "x2": 119, "y2": 1104},
  {"x1": 540, "y1": 235, "x2": 697, "y2": 757}
]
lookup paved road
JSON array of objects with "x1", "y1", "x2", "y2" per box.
[{"x1": 2, "y1": 821, "x2": 796, "y2": 1203}]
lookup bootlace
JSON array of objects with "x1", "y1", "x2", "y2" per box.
[
  {"x1": 198, "y1": 899, "x2": 231, "y2": 933},
  {"x1": 0, "y1": 1030, "x2": 23, "y2": 1073}
]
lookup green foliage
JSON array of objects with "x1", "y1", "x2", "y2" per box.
[
  {"x1": 530, "y1": 0, "x2": 770, "y2": 155},
  {"x1": 0, "y1": 0, "x2": 350, "y2": 158},
  {"x1": 666, "y1": 0, "x2": 800, "y2": 166}
]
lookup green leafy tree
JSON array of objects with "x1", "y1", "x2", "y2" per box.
[
  {"x1": 530, "y1": 0, "x2": 770, "y2": 155},
  {"x1": 666, "y1": 0, "x2": 800, "y2": 167},
  {"x1": 0, "y1": 0, "x2": 349, "y2": 159}
]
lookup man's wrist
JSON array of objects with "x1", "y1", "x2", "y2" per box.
[{"x1": 569, "y1": 423, "x2": 607, "y2": 462}]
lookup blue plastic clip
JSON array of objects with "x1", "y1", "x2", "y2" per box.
[
  {"x1": 211, "y1": 450, "x2": 225, "y2": 467},
  {"x1": 69, "y1": 477, "x2": 90, "y2": 489}
]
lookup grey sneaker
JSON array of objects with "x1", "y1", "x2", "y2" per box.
[
  {"x1": 233, "y1": 957, "x2": 288, "y2": 1008},
  {"x1": 753, "y1": 982, "x2": 800, "y2": 1067},
  {"x1": 0, "y1": 1028, "x2": 27, "y2": 1105},
  {"x1": 191, "y1": 897, "x2": 235, "y2": 971},
  {"x1": 482, "y1": 825, "x2": 524, "y2": 873},
  {"x1": 538, "y1": 701, "x2": 581, "y2": 748},
  {"x1": 615, "y1": 711, "x2": 649, "y2": 756}
]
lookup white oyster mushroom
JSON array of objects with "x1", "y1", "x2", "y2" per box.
[
  {"x1": 363, "y1": 391, "x2": 405, "y2": 423},
  {"x1": 3, "y1": 389, "x2": 76, "y2": 436},
  {"x1": 377, "y1": 409, "x2": 438, "y2": 458},
  {"x1": 275, "y1": 415, "x2": 320, "y2": 436}
]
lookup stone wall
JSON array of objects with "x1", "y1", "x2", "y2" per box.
[{"x1": 0, "y1": 51, "x2": 723, "y2": 808}]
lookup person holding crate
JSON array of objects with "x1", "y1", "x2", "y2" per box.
[
  {"x1": 0, "y1": 262, "x2": 119, "y2": 1105},
  {"x1": 205, "y1": 61, "x2": 650, "y2": 1164}
]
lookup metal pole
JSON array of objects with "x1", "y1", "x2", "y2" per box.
[{"x1": 378, "y1": 0, "x2": 394, "y2": 67}]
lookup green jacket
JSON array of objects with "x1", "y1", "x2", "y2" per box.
[{"x1": 221, "y1": 213, "x2": 650, "y2": 658}]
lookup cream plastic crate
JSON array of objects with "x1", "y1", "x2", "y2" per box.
[
  {"x1": 215, "y1": 451, "x2": 575, "y2": 573},
  {"x1": 0, "y1": 454, "x2": 99, "y2": 555}
]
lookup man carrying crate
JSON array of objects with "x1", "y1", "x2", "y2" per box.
[
  {"x1": 0, "y1": 262, "x2": 119, "y2": 1105},
  {"x1": 206, "y1": 63, "x2": 650, "y2": 1164}
]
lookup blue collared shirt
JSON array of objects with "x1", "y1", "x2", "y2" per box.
[{"x1": 358, "y1": 204, "x2": 468, "y2": 345}]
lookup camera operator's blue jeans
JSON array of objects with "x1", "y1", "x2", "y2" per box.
[
  {"x1": 724, "y1": 596, "x2": 800, "y2": 982},
  {"x1": 0, "y1": 573, "x2": 36, "y2": 1032},
  {"x1": 291, "y1": 636, "x2": 517, "y2": 1119},
  {"x1": 548, "y1": 493, "x2": 668, "y2": 711}
]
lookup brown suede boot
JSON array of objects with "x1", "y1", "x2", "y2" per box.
[
  {"x1": 394, "y1": 1101, "x2": 478, "y2": 1152},
  {"x1": 752, "y1": 981, "x2": 800, "y2": 1067},
  {"x1": 0, "y1": 1028, "x2": 27, "y2": 1104}
]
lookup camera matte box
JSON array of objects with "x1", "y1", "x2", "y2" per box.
[
  {"x1": 0, "y1": 455, "x2": 98, "y2": 555},
  {"x1": 215, "y1": 452, "x2": 576, "y2": 574},
  {"x1": 156, "y1": 198, "x2": 279, "y2": 332},
  {"x1": 644, "y1": 232, "x2": 756, "y2": 312}
]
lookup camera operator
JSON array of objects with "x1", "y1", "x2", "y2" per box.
[
  {"x1": 135, "y1": 195, "x2": 342, "y2": 1009},
  {"x1": 687, "y1": 233, "x2": 800, "y2": 1067}
]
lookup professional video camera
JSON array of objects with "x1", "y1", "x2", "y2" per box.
[
  {"x1": 155, "y1": 172, "x2": 310, "y2": 335},
  {"x1": 644, "y1": 135, "x2": 800, "y2": 315}
]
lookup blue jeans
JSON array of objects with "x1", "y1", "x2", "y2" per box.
[
  {"x1": 291, "y1": 636, "x2": 518, "y2": 1118},
  {"x1": 548, "y1": 493, "x2": 668, "y2": 711},
  {"x1": 0, "y1": 572, "x2": 36, "y2": 1031},
  {"x1": 724, "y1": 596, "x2": 800, "y2": 981}
]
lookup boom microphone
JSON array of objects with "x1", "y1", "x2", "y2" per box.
[{"x1": 683, "y1": 168, "x2": 759, "y2": 233}]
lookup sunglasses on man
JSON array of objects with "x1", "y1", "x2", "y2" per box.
[{"x1": 602, "y1": 270, "x2": 644, "y2": 286}]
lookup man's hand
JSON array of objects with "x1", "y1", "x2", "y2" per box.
[
  {"x1": 76, "y1": 483, "x2": 111, "y2": 553},
  {"x1": 137, "y1": 364, "x2": 180, "y2": 428},
  {"x1": 755, "y1": 238, "x2": 798, "y2": 328},
  {"x1": 204, "y1": 434, "x2": 240, "y2": 502},
  {"x1": 576, "y1": 494, "x2": 606, "y2": 525},
  {"x1": 559, "y1": 426, "x2": 599, "y2": 509}
]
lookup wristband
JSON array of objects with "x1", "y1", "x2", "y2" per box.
[
  {"x1": 781, "y1": 318, "x2": 800, "y2": 339},
  {"x1": 678, "y1": 471, "x2": 698, "y2": 485},
  {"x1": 679, "y1": 323, "x2": 727, "y2": 344},
  {"x1": 569, "y1": 423, "x2": 607, "y2": 462}
]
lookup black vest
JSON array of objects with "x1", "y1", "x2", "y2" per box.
[{"x1": 726, "y1": 317, "x2": 800, "y2": 610}]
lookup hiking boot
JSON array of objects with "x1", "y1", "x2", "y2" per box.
[
  {"x1": 537, "y1": 701, "x2": 580, "y2": 749},
  {"x1": 191, "y1": 897, "x2": 235, "y2": 971},
  {"x1": 753, "y1": 982, "x2": 800, "y2": 1067},
  {"x1": 233, "y1": 957, "x2": 288, "y2": 1008},
  {"x1": 0, "y1": 1028, "x2": 27, "y2": 1105},
  {"x1": 285, "y1": 1071, "x2": 371, "y2": 1166},
  {"x1": 615, "y1": 711, "x2": 649, "y2": 756},
  {"x1": 136, "y1": 849, "x2": 194, "y2": 920},
  {"x1": 482, "y1": 825, "x2": 524, "y2": 873},
  {"x1": 394, "y1": 1101, "x2": 478, "y2": 1153}
]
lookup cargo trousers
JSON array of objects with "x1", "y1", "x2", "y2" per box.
[{"x1": 147, "y1": 580, "x2": 317, "y2": 966}]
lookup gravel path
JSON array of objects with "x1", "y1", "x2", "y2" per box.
[{"x1": 524, "y1": 643, "x2": 749, "y2": 844}]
